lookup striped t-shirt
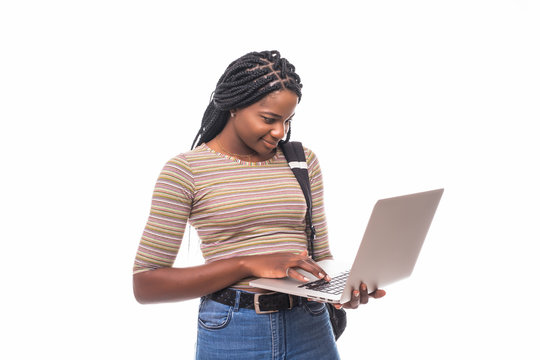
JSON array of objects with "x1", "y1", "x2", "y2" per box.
[{"x1": 133, "y1": 143, "x2": 332, "y2": 289}]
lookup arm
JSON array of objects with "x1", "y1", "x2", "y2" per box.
[
  {"x1": 133, "y1": 257, "x2": 249, "y2": 304},
  {"x1": 134, "y1": 250, "x2": 330, "y2": 304}
]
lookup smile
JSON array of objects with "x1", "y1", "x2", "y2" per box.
[{"x1": 262, "y1": 138, "x2": 279, "y2": 148}]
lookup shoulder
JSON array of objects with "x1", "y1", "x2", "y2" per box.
[
  {"x1": 281, "y1": 141, "x2": 319, "y2": 162},
  {"x1": 280, "y1": 141, "x2": 323, "y2": 179},
  {"x1": 298, "y1": 144, "x2": 320, "y2": 168},
  {"x1": 164, "y1": 144, "x2": 209, "y2": 171},
  {"x1": 162, "y1": 152, "x2": 192, "y2": 178},
  {"x1": 157, "y1": 146, "x2": 211, "y2": 190},
  {"x1": 160, "y1": 143, "x2": 230, "y2": 186},
  {"x1": 296, "y1": 143, "x2": 324, "y2": 182}
]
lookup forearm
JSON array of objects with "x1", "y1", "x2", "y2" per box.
[{"x1": 133, "y1": 257, "x2": 251, "y2": 304}]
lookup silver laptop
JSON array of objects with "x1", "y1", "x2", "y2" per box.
[{"x1": 249, "y1": 188, "x2": 444, "y2": 304}]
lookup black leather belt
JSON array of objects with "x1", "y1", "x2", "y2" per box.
[{"x1": 207, "y1": 288, "x2": 301, "y2": 314}]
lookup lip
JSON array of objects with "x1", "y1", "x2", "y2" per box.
[{"x1": 261, "y1": 138, "x2": 279, "y2": 148}]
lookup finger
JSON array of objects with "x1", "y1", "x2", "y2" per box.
[
  {"x1": 341, "y1": 288, "x2": 361, "y2": 309},
  {"x1": 350, "y1": 288, "x2": 360, "y2": 309},
  {"x1": 369, "y1": 289, "x2": 386, "y2": 299},
  {"x1": 294, "y1": 258, "x2": 330, "y2": 281},
  {"x1": 295, "y1": 255, "x2": 331, "y2": 281},
  {"x1": 360, "y1": 283, "x2": 369, "y2": 304},
  {"x1": 286, "y1": 268, "x2": 310, "y2": 282},
  {"x1": 295, "y1": 250, "x2": 318, "y2": 267}
]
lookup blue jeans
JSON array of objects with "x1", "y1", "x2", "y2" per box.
[{"x1": 196, "y1": 290, "x2": 341, "y2": 360}]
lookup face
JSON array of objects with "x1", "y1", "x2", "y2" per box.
[{"x1": 224, "y1": 89, "x2": 298, "y2": 157}]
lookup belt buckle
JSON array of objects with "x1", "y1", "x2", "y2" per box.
[{"x1": 254, "y1": 293, "x2": 294, "y2": 314}]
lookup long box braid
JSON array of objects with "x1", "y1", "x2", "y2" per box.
[{"x1": 191, "y1": 50, "x2": 303, "y2": 149}]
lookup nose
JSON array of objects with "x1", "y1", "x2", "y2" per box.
[{"x1": 270, "y1": 122, "x2": 286, "y2": 140}]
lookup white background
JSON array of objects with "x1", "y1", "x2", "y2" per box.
[{"x1": 1, "y1": 1, "x2": 539, "y2": 359}]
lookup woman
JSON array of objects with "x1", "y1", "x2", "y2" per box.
[{"x1": 133, "y1": 50, "x2": 385, "y2": 359}]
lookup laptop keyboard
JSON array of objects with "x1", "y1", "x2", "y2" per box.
[{"x1": 298, "y1": 270, "x2": 350, "y2": 295}]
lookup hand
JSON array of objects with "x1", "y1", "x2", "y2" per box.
[
  {"x1": 244, "y1": 250, "x2": 330, "y2": 283},
  {"x1": 336, "y1": 282, "x2": 386, "y2": 310}
]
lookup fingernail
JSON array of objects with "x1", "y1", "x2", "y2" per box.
[
  {"x1": 303, "y1": 276, "x2": 310, "y2": 282},
  {"x1": 354, "y1": 290, "x2": 360, "y2": 297},
  {"x1": 319, "y1": 272, "x2": 324, "y2": 278},
  {"x1": 361, "y1": 283, "x2": 367, "y2": 291},
  {"x1": 335, "y1": 304, "x2": 343, "y2": 309},
  {"x1": 325, "y1": 275, "x2": 331, "y2": 281}
]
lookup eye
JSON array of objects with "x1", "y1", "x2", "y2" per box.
[{"x1": 261, "y1": 116, "x2": 276, "y2": 124}]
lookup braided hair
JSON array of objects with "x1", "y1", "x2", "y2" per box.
[{"x1": 191, "y1": 50, "x2": 303, "y2": 149}]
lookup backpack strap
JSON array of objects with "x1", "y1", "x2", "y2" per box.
[{"x1": 280, "y1": 141, "x2": 316, "y2": 257}]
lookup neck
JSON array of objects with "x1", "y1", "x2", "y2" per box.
[{"x1": 215, "y1": 137, "x2": 256, "y2": 159}]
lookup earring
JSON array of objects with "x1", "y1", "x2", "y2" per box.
[{"x1": 230, "y1": 112, "x2": 235, "y2": 117}]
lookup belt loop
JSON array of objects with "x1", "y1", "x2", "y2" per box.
[{"x1": 233, "y1": 289, "x2": 241, "y2": 312}]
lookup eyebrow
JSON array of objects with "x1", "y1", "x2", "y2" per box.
[{"x1": 260, "y1": 111, "x2": 295, "y2": 119}]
